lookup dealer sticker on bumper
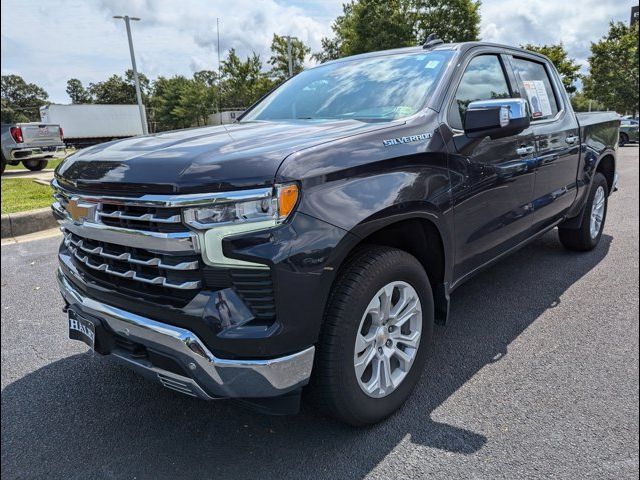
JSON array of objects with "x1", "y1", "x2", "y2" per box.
[{"x1": 68, "y1": 310, "x2": 96, "y2": 349}]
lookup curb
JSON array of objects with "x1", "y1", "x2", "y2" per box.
[{"x1": 1, "y1": 207, "x2": 58, "y2": 239}]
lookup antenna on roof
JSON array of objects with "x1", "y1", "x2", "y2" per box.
[{"x1": 422, "y1": 33, "x2": 444, "y2": 49}]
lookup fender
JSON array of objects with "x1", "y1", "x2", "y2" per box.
[{"x1": 563, "y1": 148, "x2": 617, "y2": 229}]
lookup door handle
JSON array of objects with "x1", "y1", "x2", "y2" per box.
[
  {"x1": 565, "y1": 135, "x2": 579, "y2": 145},
  {"x1": 516, "y1": 145, "x2": 535, "y2": 156}
]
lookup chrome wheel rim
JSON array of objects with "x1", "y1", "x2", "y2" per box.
[
  {"x1": 590, "y1": 186, "x2": 605, "y2": 239},
  {"x1": 353, "y1": 281, "x2": 422, "y2": 398}
]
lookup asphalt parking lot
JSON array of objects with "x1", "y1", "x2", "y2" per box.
[{"x1": 2, "y1": 147, "x2": 638, "y2": 479}]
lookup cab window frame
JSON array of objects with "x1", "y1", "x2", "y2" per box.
[{"x1": 509, "y1": 54, "x2": 565, "y2": 123}]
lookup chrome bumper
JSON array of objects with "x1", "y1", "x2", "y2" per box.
[
  {"x1": 10, "y1": 146, "x2": 65, "y2": 160},
  {"x1": 57, "y1": 268, "x2": 315, "y2": 399}
]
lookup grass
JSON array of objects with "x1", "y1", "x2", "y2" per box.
[
  {"x1": 5, "y1": 157, "x2": 65, "y2": 171},
  {"x1": 1, "y1": 178, "x2": 53, "y2": 214}
]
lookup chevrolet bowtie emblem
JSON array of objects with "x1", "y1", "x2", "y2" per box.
[{"x1": 67, "y1": 198, "x2": 95, "y2": 223}]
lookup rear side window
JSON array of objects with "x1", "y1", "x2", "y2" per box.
[
  {"x1": 511, "y1": 57, "x2": 560, "y2": 120},
  {"x1": 448, "y1": 55, "x2": 511, "y2": 130}
]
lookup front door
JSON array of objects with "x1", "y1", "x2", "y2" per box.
[{"x1": 446, "y1": 53, "x2": 537, "y2": 282}]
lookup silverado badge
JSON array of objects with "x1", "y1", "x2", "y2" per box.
[{"x1": 383, "y1": 132, "x2": 432, "y2": 147}]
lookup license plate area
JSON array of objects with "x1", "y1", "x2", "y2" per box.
[{"x1": 68, "y1": 310, "x2": 96, "y2": 349}]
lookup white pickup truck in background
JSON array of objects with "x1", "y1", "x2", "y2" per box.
[{"x1": 1, "y1": 122, "x2": 65, "y2": 174}]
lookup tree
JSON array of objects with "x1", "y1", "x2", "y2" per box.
[
  {"x1": 315, "y1": 0, "x2": 415, "y2": 61},
  {"x1": 520, "y1": 43, "x2": 581, "y2": 94},
  {"x1": 1, "y1": 74, "x2": 49, "y2": 122},
  {"x1": 175, "y1": 75, "x2": 218, "y2": 127},
  {"x1": 66, "y1": 78, "x2": 92, "y2": 104},
  {"x1": 149, "y1": 75, "x2": 193, "y2": 131},
  {"x1": 584, "y1": 21, "x2": 639, "y2": 114},
  {"x1": 570, "y1": 91, "x2": 606, "y2": 112},
  {"x1": 268, "y1": 34, "x2": 311, "y2": 83},
  {"x1": 313, "y1": 0, "x2": 481, "y2": 62},
  {"x1": 413, "y1": 0, "x2": 481, "y2": 44},
  {"x1": 88, "y1": 70, "x2": 150, "y2": 105},
  {"x1": 220, "y1": 49, "x2": 274, "y2": 108}
]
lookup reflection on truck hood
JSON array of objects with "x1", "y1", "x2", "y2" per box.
[{"x1": 55, "y1": 119, "x2": 394, "y2": 194}]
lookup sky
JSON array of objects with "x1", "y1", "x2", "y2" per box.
[{"x1": 1, "y1": 0, "x2": 636, "y2": 103}]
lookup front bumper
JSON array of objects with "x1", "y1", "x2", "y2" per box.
[{"x1": 57, "y1": 268, "x2": 315, "y2": 399}]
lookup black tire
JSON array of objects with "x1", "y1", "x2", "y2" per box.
[
  {"x1": 558, "y1": 172, "x2": 608, "y2": 251},
  {"x1": 619, "y1": 132, "x2": 628, "y2": 147},
  {"x1": 22, "y1": 159, "x2": 48, "y2": 171},
  {"x1": 1, "y1": 152, "x2": 6, "y2": 175},
  {"x1": 310, "y1": 246, "x2": 434, "y2": 426}
]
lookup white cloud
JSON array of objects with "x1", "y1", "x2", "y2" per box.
[
  {"x1": 1, "y1": 0, "x2": 342, "y2": 102},
  {"x1": 1, "y1": 0, "x2": 634, "y2": 103},
  {"x1": 480, "y1": 0, "x2": 633, "y2": 71}
]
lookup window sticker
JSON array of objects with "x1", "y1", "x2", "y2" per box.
[
  {"x1": 522, "y1": 80, "x2": 553, "y2": 118},
  {"x1": 425, "y1": 60, "x2": 440, "y2": 69}
]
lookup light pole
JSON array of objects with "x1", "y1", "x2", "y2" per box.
[
  {"x1": 113, "y1": 15, "x2": 149, "y2": 135},
  {"x1": 282, "y1": 35, "x2": 298, "y2": 78}
]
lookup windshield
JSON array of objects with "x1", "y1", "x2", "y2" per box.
[{"x1": 242, "y1": 50, "x2": 454, "y2": 122}]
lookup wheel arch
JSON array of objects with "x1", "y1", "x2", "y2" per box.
[{"x1": 329, "y1": 213, "x2": 452, "y2": 324}]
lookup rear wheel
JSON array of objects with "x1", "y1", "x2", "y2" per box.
[
  {"x1": 22, "y1": 159, "x2": 48, "y2": 171},
  {"x1": 558, "y1": 172, "x2": 608, "y2": 251},
  {"x1": 1, "y1": 153, "x2": 6, "y2": 175},
  {"x1": 619, "y1": 132, "x2": 628, "y2": 146},
  {"x1": 310, "y1": 246, "x2": 434, "y2": 426}
]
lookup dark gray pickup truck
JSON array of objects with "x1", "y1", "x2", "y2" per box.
[{"x1": 52, "y1": 39, "x2": 619, "y2": 425}]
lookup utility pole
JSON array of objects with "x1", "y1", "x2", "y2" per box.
[
  {"x1": 217, "y1": 17, "x2": 222, "y2": 125},
  {"x1": 113, "y1": 15, "x2": 149, "y2": 135},
  {"x1": 283, "y1": 35, "x2": 297, "y2": 78}
]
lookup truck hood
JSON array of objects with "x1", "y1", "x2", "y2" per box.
[{"x1": 56, "y1": 119, "x2": 395, "y2": 194}]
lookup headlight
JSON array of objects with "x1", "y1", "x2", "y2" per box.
[{"x1": 182, "y1": 184, "x2": 299, "y2": 230}]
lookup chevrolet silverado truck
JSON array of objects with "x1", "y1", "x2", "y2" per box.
[
  {"x1": 1, "y1": 122, "x2": 65, "y2": 174},
  {"x1": 52, "y1": 40, "x2": 619, "y2": 426}
]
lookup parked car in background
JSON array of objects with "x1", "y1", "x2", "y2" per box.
[
  {"x1": 619, "y1": 118, "x2": 639, "y2": 146},
  {"x1": 40, "y1": 104, "x2": 145, "y2": 148},
  {"x1": 1, "y1": 122, "x2": 65, "y2": 174},
  {"x1": 53, "y1": 40, "x2": 619, "y2": 426}
]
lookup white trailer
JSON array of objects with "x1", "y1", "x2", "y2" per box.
[{"x1": 40, "y1": 104, "x2": 146, "y2": 147}]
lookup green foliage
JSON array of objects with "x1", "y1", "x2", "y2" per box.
[
  {"x1": 1, "y1": 74, "x2": 49, "y2": 122},
  {"x1": 414, "y1": 0, "x2": 481, "y2": 43},
  {"x1": 220, "y1": 49, "x2": 274, "y2": 108},
  {"x1": 65, "y1": 78, "x2": 92, "y2": 104},
  {"x1": 268, "y1": 34, "x2": 311, "y2": 83},
  {"x1": 88, "y1": 70, "x2": 150, "y2": 105},
  {"x1": 570, "y1": 91, "x2": 606, "y2": 112},
  {"x1": 584, "y1": 22, "x2": 639, "y2": 114},
  {"x1": 149, "y1": 75, "x2": 193, "y2": 131},
  {"x1": 314, "y1": 0, "x2": 481, "y2": 62},
  {"x1": 521, "y1": 43, "x2": 581, "y2": 94}
]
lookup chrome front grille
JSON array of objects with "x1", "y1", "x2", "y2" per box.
[
  {"x1": 98, "y1": 204, "x2": 186, "y2": 233},
  {"x1": 63, "y1": 231, "x2": 202, "y2": 290},
  {"x1": 53, "y1": 180, "x2": 203, "y2": 299}
]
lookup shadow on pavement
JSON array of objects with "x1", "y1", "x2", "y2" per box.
[{"x1": 1, "y1": 231, "x2": 612, "y2": 479}]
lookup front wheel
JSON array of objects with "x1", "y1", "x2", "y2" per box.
[
  {"x1": 22, "y1": 159, "x2": 48, "y2": 171},
  {"x1": 558, "y1": 172, "x2": 608, "y2": 251},
  {"x1": 310, "y1": 246, "x2": 434, "y2": 426}
]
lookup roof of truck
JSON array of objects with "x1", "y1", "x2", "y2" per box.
[{"x1": 317, "y1": 41, "x2": 551, "y2": 68}]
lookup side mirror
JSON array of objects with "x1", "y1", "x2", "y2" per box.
[{"x1": 464, "y1": 98, "x2": 530, "y2": 139}]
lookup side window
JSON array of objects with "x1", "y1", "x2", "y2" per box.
[
  {"x1": 448, "y1": 55, "x2": 511, "y2": 130},
  {"x1": 511, "y1": 57, "x2": 560, "y2": 120}
]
